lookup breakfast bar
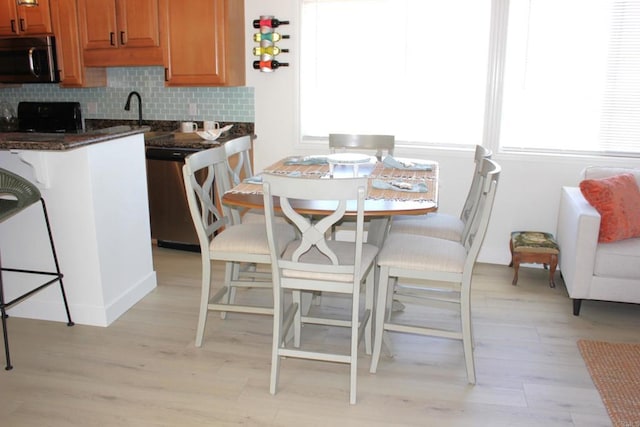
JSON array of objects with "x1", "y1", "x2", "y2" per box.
[{"x1": 0, "y1": 127, "x2": 157, "y2": 327}]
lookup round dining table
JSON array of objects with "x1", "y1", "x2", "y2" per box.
[{"x1": 221, "y1": 156, "x2": 439, "y2": 246}]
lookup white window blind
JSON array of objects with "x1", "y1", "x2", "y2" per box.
[
  {"x1": 500, "y1": 0, "x2": 640, "y2": 156},
  {"x1": 300, "y1": 0, "x2": 492, "y2": 146}
]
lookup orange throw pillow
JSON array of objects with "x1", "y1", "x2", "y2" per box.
[{"x1": 579, "y1": 173, "x2": 640, "y2": 243}]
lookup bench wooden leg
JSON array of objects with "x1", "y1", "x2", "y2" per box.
[
  {"x1": 511, "y1": 253, "x2": 520, "y2": 286},
  {"x1": 548, "y1": 254, "x2": 558, "y2": 288}
]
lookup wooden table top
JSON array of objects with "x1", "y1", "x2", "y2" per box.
[{"x1": 222, "y1": 156, "x2": 439, "y2": 217}]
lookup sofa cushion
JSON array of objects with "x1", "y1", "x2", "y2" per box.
[
  {"x1": 579, "y1": 173, "x2": 640, "y2": 243},
  {"x1": 594, "y1": 238, "x2": 640, "y2": 279}
]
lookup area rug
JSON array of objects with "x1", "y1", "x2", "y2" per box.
[{"x1": 578, "y1": 339, "x2": 640, "y2": 427}]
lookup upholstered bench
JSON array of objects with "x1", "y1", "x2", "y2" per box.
[{"x1": 509, "y1": 231, "x2": 560, "y2": 288}]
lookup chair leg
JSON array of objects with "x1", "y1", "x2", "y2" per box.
[
  {"x1": 350, "y1": 280, "x2": 360, "y2": 405},
  {"x1": 0, "y1": 306, "x2": 11, "y2": 371},
  {"x1": 370, "y1": 266, "x2": 391, "y2": 374},
  {"x1": 270, "y1": 284, "x2": 285, "y2": 396},
  {"x1": 220, "y1": 262, "x2": 235, "y2": 320},
  {"x1": 195, "y1": 254, "x2": 212, "y2": 347},
  {"x1": 293, "y1": 291, "x2": 302, "y2": 348},
  {"x1": 364, "y1": 269, "x2": 374, "y2": 355},
  {"x1": 0, "y1": 260, "x2": 12, "y2": 370},
  {"x1": 41, "y1": 199, "x2": 74, "y2": 327},
  {"x1": 460, "y1": 284, "x2": 476, "y2": 384}
]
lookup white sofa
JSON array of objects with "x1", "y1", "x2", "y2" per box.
[{"x1": 556, "y1": 167, "x2": 640, "y2": 315}]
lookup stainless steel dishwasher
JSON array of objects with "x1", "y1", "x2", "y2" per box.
[{"x1": 146, "y1": 146, "x2": 203, "y2": 251}]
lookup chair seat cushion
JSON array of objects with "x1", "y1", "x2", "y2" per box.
[
  {"x1": 282, "y1": 241, "x2": 378, "y2": 282},
  {"x1": 594, "y1": 237, "x2": 640, "y2": 279},
  {"x1": 378, "y1": 233, "x2": 467, "y2": 273},
  {"x1": 210, "y1": 223, "x2": 295, "y2": 255},
  {"x1": 390, "y1": 213, "x2": 464, "y2": 241},
  {"x1": 240, "y1": 209, "x2": 290, "y2": 225}
]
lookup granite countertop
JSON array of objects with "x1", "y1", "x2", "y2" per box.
[
  {"x1": 143, "y1": 131, "x2": 253, "y2": 150},
  {"x1": 0, "y1": 125, "x2": 150, "y2": 151},
  {"x1": 0, "y1": 120, "x2": 255, "y2": 152}
]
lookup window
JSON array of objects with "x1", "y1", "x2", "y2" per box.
[
  {"x1": 501, "y1": 0, "x2": 640, "y2": 156},
  {"x1": 300, "y1": 0, "x2": 492, "y2": 147},
  {"x1": 301, "y1": 0, "x2": 640, "y2": 156}
]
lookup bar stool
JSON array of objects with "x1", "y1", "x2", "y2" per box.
[{"x1": 0, "y1": 168, "x2": 74, "y2": 370}]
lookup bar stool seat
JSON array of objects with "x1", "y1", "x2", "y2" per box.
[{"x1": 0, "y1": 168, "x2": 74, "y2": 370}]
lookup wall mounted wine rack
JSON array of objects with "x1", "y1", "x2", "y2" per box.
[{"x1": 252, "y1": 15, "x2": 290, "y2": 72}]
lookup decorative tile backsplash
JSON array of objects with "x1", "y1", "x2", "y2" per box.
[{"x1": 0, "y1": 67, "x2": 254, "y2": 123}]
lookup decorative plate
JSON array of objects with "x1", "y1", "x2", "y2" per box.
[{"x1": 326, "y1": 153, "x2": 374, "y2": 164}]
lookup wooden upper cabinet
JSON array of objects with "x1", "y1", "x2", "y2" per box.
[
  {"x1": 0, "y1": 0, "x2": 53, "y2": 36},
  {"x1": 161, "y1": 0, "x2": 245, "y2": 87},
  {"x1": 77, "y1": 0, "x2": 162, "y2": 66},
  {"x1": 50, "y1": 0, "x2": 106, "y2": 87}
]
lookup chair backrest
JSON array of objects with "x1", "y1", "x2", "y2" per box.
[
  {"x1": 329, "y1": 134, "x2": 395, "y2": 161},
  {"x1": 262, "y1": 174, "x2": 368, "y2": 283},
  {"x1": 459, "y1": 145, "x2": 493, "y2": 235},
  {"x1": 461, "y1": 158, "x2": 500, "y2": 276},
  {"x1": 222, "y1": 135, "x2": 255, "y2": 224},
  {"x1": 223, "y1": 135, "x2": 254, "y2": 186},
  {"x1": 182, "y1": 146, "x2": 231, "y2": 250}
]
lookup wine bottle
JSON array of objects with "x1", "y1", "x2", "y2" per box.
[
  {"x1": 253, "y1": 46, "x2": 289, "y2": 56},
  {"x1": 253, "y1": 32, "x2": 290, "y2": 42},
  {"x1": 253, "y1": 60, "x2": 290, "y2": 71},
  {"x1": 253, "y1": 18, "x2": 289, "y2": 29}
]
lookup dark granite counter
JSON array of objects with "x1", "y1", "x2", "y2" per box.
[
  {"x1": 0, "y1": 120, "x2": 255, "y2": 152},
  {"x1": 0, "y1": 125, "x2": 150, "y2": 151},
  {"x1": 88, "y1": 119, "x2": 255, "y2": 150}
]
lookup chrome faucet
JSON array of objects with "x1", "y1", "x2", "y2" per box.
[{"x1": 124, "y1": 91, "x2": 143, "y2": 126}]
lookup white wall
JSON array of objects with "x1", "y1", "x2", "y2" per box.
[{"x1": 245, "y1": 0, "x2": 640, "y2": 265}]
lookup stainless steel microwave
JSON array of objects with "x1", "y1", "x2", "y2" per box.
[{"x1": 0, "y1": 36, "x2": 60, "y2": 84}]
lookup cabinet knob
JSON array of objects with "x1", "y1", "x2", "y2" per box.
[
  {"x1": 19, "y1": 18, "x2": 26, "y2": 32},
  {"x1": 10, "y1": 19, "x2": 17, "y2": 33},
  {"x1": 120, "y1": 31, "x2": 126, "y2": 45},
  {"x1": 109, "y1": 32, "x2": 115, "y2": 46}
]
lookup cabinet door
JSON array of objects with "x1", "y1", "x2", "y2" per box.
[
  {"x1": 0, "y1": 0, "x2": 19, "y2": 35},
  {"x1": 162, "y1": 0, "x2": 245, "y2": 87},
  {"x1": 79, "y1": 0, "x2": 159, "y2": 50},
  {"x1": 50, "y1": 0, "x2": 106, "y2": 87},
  {"x1": 17, "y1": 0, "x2": 53, "y2": 34},
  {"x1": 78, "y1": 0, "x2": 118, "y2": 50},
  {"x1": 0, "y1": 0, "x2": 52, "y2": 36},
  {"x1": 117, "y1": 0, "x2": 160, "y2": 48}
]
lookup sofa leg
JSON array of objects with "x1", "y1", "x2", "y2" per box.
[{"x1": 572, "y1": 299, "x2": 582, "y2": 316}]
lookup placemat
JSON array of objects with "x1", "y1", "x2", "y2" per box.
[{"x1": 228, "y1": 157, "x2": 438, "y2": 202}]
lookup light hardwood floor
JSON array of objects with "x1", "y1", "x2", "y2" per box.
[{"x1": 1, "y1": 245, "x2": 638, "y2": 426}]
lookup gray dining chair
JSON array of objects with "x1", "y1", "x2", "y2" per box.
[
  {"x1": 182, "y1": 144, "x2": 296, "y2": 347},
  {"x1": 370, "y1": 158, "x2": 501, "y2": 384},
  {"x1": 262, "y1": 173, "x2": 378, "y2": 404},
  {"x1": 222, "y1": 135, "x2": 289, "y2": 226},
  {"x1": 329, "y1": 133, "x2": 395, "y2": 162},
  {"x1": 390, "y1": 145, "x2": 492, "y2": 241}
]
